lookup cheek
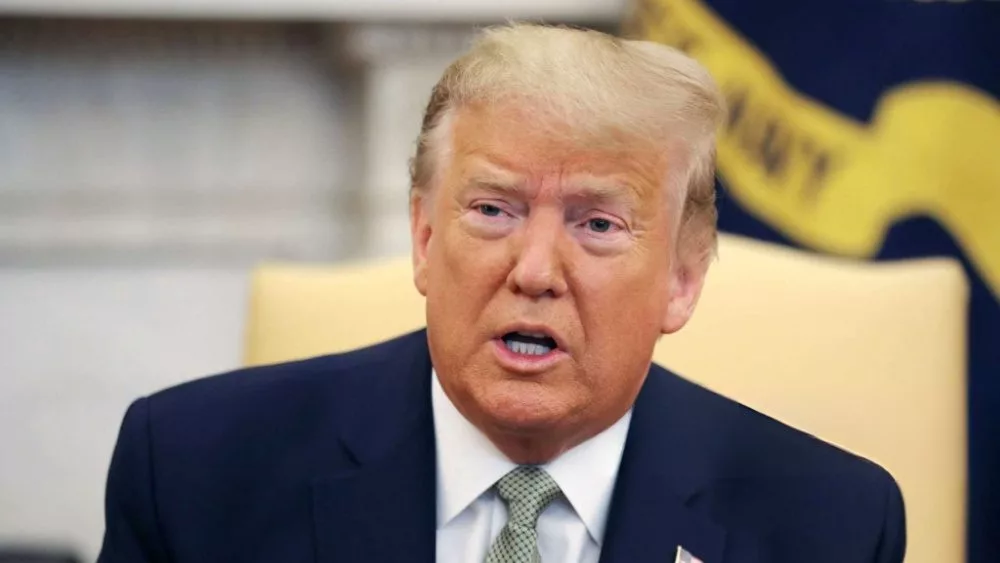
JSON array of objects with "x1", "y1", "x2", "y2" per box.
[
  {"x1": 577, "y1": 245, "x2": 671, "y2": 309},
  {"x1": 425, "y1": 215, "x2": 511, "y2": 331},
  {"x1": 570, "y1": 249, "x2": 672, "y2": 356},
  {"x1": 442, "y1": 208, "x2": 516, "y2": 280}
]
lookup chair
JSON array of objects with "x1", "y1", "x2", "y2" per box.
[{"x1": 244, "y1": 233, "x2": 968, "y2": 563}]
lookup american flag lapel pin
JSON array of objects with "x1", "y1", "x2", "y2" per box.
[{"x1": 675, "y1": 545, "x2": 704, "y2": 563}]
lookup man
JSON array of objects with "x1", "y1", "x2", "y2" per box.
[{"x1": 98, "y1": 23, "x2": 906, "y2": 563}]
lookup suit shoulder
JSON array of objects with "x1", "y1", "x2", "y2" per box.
[
  {"x1": 652, "y1": 365, "x2": 898, "y2": 487},
  {"x1": 142, "y1": 331, "x2": 424, "y2": 434},
  {"x1": 154, "y1": 333, "x2": 412, "y2": 401},
  {"x1": 649, "y1": 367, "x2": 905, "y2": 559}
]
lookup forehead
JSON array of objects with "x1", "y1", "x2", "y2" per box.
[{"x1": 446, "y1": 103, "x2": 671, "y2": 196}]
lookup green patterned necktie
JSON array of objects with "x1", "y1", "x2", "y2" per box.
[{"x1": 484, "y1": 466, "x2": 563, "y2": 563}]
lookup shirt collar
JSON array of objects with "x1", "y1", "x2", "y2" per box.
[
  {"x1": 432, "y1": 369, "x2": 632, "y2": 545},
  {"x1": 544, "y1": 405, "x2": 631, "y2": 545}
]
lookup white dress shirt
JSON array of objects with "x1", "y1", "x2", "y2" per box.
[{"x1": 432, "y1": 371, "x2": 632, "y2": 563}]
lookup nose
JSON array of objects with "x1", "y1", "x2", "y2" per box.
[{"x1": 506, "y1": 210, "x2": 569, "y2": 299}]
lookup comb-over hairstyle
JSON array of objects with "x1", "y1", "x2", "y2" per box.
[{"x1": 410, "y1": 22, "x2": 726, "y2": 261}]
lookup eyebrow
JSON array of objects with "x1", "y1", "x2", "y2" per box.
[
  {"x1": 462, "y1": 166, "x2": 642, "y2": 211},
  {"x1": 565, "y1": 176, "x2": 640, "y2": 206},
  {"x1": 556, "y1": 176, "x2": 645, "y2": 219},
  {"x1": 463, "y1": 164, "x2": 526, "y2": 196},
  {"x1": 466, "y1": 176, "x2": 525, "y2": 197}
]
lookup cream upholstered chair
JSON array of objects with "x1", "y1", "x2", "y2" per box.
[{"x1": 244, "y1": 233, "x2": 968, "y2": 563}]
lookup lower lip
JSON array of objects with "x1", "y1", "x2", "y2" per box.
[{"x1": 492, "y1": 338, "x2": 568, "y2": 373}]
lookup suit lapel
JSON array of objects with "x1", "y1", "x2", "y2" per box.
[
  {"x1": 598, "y1": 464, "x2": 726, "y2": 563},
  {"x1": 311, "y1": 331, "x2": 437, "y2": 563},
  {"x1": 312, "y1": 427, "x2": 437, "y2": 563},
  {"x1": 599, "y1": 365, "x2": 728, "y2": 563}
]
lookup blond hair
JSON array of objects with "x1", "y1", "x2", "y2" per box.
[{"x1": 410, "y1": 23, "x2": 726, "y2": 259}]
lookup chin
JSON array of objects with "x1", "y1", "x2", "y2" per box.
[{"x1": 474, "y1": 379, "x2": 575, "y2": 435}]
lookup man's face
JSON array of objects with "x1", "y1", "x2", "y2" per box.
[{"x1": 411, "y1": 104, "x2": 703, "y2": 460}]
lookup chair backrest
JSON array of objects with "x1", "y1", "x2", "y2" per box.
[{"x1": 244, "y1": 233, "x2": 968, "y2": 563}]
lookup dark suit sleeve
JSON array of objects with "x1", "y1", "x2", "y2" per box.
[
  {"x1": 873, "y1": 473, "x2": 907, "y2": 563},
  {"x1": 97, "y1": 398, "x2": 170, "y2": 563}
]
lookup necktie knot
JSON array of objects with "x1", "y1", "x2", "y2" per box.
[{"x1": 495, "y1": 466, "x2": 562, "y2": 529}]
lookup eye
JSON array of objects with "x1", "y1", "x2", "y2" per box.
[
  {"x1": 586, "y1": 218, "x2": 614, "y2": 233},
  {"x1": 477, "y1": 203, "x2": 504, "y2": 217}
]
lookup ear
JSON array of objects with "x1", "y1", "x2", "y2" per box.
[
  {"x1": 410, "y1": 190, "x2": 433, "y2": 297},
  {"x1": 660, "y1": 250, "x2": 710, "y2": 335}
]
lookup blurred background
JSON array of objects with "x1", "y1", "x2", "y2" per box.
[{"x1": 0, "y1": 1, "x2": 996, "y2": 562}]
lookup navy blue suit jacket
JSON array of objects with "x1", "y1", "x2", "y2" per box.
[{"x1": 98, "y1": 329, "x2": 906, "y2": 563}]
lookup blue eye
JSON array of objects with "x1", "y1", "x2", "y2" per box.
[
  {"x1": 478, "y1": 204, "x2": 503, "y2": 217},
  {"x1": 587, "y1": 218, "x2": 613, "y2": 233}
]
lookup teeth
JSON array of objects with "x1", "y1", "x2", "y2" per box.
[
  {"x1": 505, "y1": 340, "x2": 553, "y2": 356},
  {"x1": 517, "y1": 331, "x2": 550, "y2": 339}
]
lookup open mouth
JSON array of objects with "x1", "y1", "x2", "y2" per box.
[{"x1": 501, "y1": 331, "x2": 558, "y2": 356}]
